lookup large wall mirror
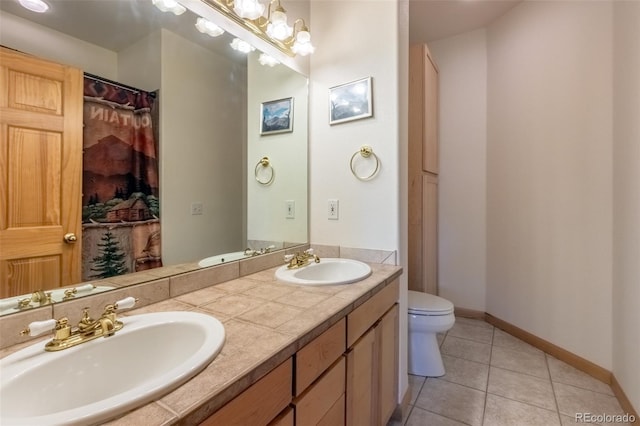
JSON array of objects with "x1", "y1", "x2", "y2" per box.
[{"x1": 0, "y1": 0, "x2": 308, "y2": 316}]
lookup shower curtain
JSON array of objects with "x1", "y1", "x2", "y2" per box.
[{"x1": 81, "y1": 75, "x2": 161, "y2": 280}]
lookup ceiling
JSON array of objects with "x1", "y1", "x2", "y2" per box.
[{"x1": 409, "y1": 0, "x2": 522, "y2": 43}]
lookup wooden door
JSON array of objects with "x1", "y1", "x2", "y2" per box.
[{"x1": 0, "y1": 47, "x2": 83, "y2": 298}]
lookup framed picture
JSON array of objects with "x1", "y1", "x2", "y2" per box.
[
  {"x1": 329, "y1": 77, "x2": 373, "y2": 125},
  {"x1": 260, "y1": 97, "x2": 294, "y2": 135}
]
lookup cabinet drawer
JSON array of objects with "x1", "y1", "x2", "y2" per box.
[
  {"x1": 269, "y1": 407, "x2": 294, "y2": 426},
  {"x1": 347, "y1": 279, "x2": 399, "y2": 347},
  {"x1": 294, "y1": 357, "x2": 345, "y2": 426},
  {"x1": 295, "y1": 318, "x2": 346, "y2": 396},
  {"x1": 201, "y1": 359, "x2": 292, "y2": 426}
]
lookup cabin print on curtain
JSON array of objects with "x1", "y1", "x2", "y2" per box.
[{"x1": 81, "y1": 76, "x2": 161, "y2": 280}]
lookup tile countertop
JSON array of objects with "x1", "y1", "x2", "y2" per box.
[{"x1": 86, "y1": 262, "x2": 401, "y2": 425}]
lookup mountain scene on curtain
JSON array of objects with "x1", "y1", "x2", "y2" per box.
[
  {"x1": 81, "y1": 79, "x2": 162, "y2": 280},
  {"x1": 82, "y1": 134, "x2": 159, "y2": 223}
]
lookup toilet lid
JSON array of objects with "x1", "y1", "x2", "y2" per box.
[{"x1": 408, "y1": 290, "x2": 454, "y2": 315}]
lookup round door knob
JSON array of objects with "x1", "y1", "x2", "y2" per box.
[{"x1": 63, "y1": 233, "x2": 77, "y2": 244}]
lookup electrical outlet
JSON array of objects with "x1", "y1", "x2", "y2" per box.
[
  {"x1": 285, "y1": 200, "x2": 295, "y2": 219},
  {"x1": 328, "y1": 199, "x2": 339, "y2": 220},
  {"x1": 191, "y1": 202, "x2": 203, "y2": 215}
]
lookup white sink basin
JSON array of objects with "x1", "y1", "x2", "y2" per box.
[
  {"x1": 275, "y1": 258, "x2": 372, "y2": 285},
  {"x1": 0, "y1": 311, "x2": 225, "y2": 425},
  {"x1": 198, "y1": 251, "x2": 249, "y2": 267}
]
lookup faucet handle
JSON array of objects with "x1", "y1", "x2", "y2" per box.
[
  {"x1": 114, "y1": 297, "x2": 137, "y2": 310},
  {"x1": 101, "y1": 297, "x2": 137, "y2": 317},
  {"x1": 21, "y1": 319, "x2": 58, "y2": 337},
  {"x1": 284, "y1": 254, "x2": 295, "y2": 262},
  {"x1": 304, "y1": 248, "x2": 314, "y2": 255}
]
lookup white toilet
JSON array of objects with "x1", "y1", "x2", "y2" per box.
[{"x1": 408, "y1": 290, "x2": 455, "y2": 377}]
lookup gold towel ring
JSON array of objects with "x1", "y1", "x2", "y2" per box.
[
  {"x1": 350, "y1": 145, "x2": 380, "y2": 181},
  {"x1": 255, "y1": 156, "x2": 275, "y2": 185}
]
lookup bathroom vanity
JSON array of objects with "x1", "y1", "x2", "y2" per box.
[
  {"x1": 0, "y1": 255, "x2": 401, "y2": 426},
  {"x1": 201, "y1": 276, "x2": 399, "y2": 426}
]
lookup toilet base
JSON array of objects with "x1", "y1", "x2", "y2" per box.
[{"x1": 408, "y1": 332, "x2": 445, "y2": 377}]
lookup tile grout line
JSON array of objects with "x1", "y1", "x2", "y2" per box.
[
  {"x1": 480, "y1": 326, "x2": 495, "y2": 426},
  {"x1": 409, "y1": 330, "x2": 479, "y2": 426},
  {"x1": 404, "y1": 373, "x2": 429, "y2": 425},
  {"x1": 546, "y1": 353, "x2": 564, "y2": 425}
]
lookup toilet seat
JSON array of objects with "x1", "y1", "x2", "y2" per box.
[{"x1": 408, "y1": 290, "x2": 454, "y2": 316}]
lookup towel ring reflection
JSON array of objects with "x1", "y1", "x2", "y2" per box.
[
  {"x1": 255, "y1": 156, "x2": 275, "y2": 185},
  {"x1": 350, "y1": 145, "x2": 380, "y2": 181}
]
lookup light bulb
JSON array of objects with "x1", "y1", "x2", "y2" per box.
[
  {"x1": 258, "y1": 53, "x2": 279, "y2": 67},
  {"x1": 292, "y1": 31, "x2": 314, "y2": 56},
  {"x1": 266, "y1": 10, "x2": 292, "y2": 40},
  {"x1": 234, "y1": 0, "x2": 264, "y2": 20},
  {"x1": 151, "y1": 0, "x2": 186, "y2": 15},
  {"x1": 19, "y1": 0, "x2": 49, "y2": 13},
  {"x1": 195, "y1": 17, "x2": 224, "y2": 37},
  {"x1": 230, "y1": 38, "x2": 255, "y2": 54}
]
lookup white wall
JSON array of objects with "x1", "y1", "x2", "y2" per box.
[
  {"x1": 309, "y1": 0, "x2": 407, "y2": 404},
  {"x1": 247, "y1": 52, "x2": 308, "y2": 247},
  {"x1": 117, "y1": 31, "x2": 161, "y2": 92},
  {"x1": 612, "y1": 0, "x2": 640, "y2": 411},
  {"x1": 0, "y1": 10, "x2": 117, "y2": 78},
  {"x1": 486, "y1": 1, "x2": 614, "y2": 368},
  {"x1": 429, "y1": 29, "x2": 487, "y2": 312},
  {"x1": 160, "y1": 29, "x2": 246, "y2": 264}
]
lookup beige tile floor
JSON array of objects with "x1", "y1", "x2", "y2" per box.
[{"x1": 392, "y1": 318, "x2": 632, "y2": 426}]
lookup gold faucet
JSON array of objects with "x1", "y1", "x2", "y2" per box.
[
  {"x1": 31, "y1": 290, "x2": 52, "y2": 306},
  {"x1": 244, "y1": 245, "x2": 277, "y2": 257},
  {"x1": 285, "y1": 249, "x2": 320, "y2": 269},
  {"x1": 63, "y1": 284, "x2": 97, "y2": 300},
  {"x1": 20, "y1": 297, "x2": 137, "y2": 352}
]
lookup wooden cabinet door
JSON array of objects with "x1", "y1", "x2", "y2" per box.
[
  {"x1": 294, "y1": 357, "x2": 345, "y2": 426},
  {"x1": 376, "y1": 304, "x2": 399, "y2": 426},
  {"x1": 408, "y1": 43, "x2": 439, "y2": 293},
  {"x1": 0, "y1": 47, "x2": 83, "y2": 297},
  {"x1": 423, "y1": 48, "x2": 439, "y2": 174},
  {"x1": 423, "y1": 174, "x2": 438, "y2": 295},
  {"x1": 345, "y1": 328, "x2": 375, "y2": 426}
]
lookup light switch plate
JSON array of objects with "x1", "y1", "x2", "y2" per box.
[
  {"x1": 328, "y1": 199, "x2": 339, "y2": 220},
  {"x1": 191, "y1": 202, "x2": 203, "y2": 215},
  {"x1": 285, "y1": 200, "x2": 295, "y2": 219}
]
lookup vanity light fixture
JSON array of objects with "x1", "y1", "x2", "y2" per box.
[
  {"x1": 291, "y1": 19, "x2": 314, "y2": 56},
  {"x1": 233, "y1": 0, "x2": 264, "y2": 20},
  {"x1": 195, "y1": 17, "x2": 225, "y2": 37},
  {"x1": 265, "y1": 0, "x2": 292, "y2": 41},
  {"x1": 258, "y1": 53, "x2": 279, "y2": 67},
  {"x1": 151, "y1": 0, "x2": 186, "y2": 15},
  {"x1": 230, "y1": 38, "x2": 255, "y2": 53},
  {"x1": 199, "y1": 0, "x2": 314, "y2": 57},
  {"x1": 18, "y1": 0, "x2": 49, "y2": 13}
]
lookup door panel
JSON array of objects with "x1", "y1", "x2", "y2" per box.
[{"x1": 0, "y1": 47, "x2": 83, "y2": 298}]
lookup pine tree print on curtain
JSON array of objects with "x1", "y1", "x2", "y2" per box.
[{"x1": 82, "y1": 76, "x2": 162, "y2": 280}]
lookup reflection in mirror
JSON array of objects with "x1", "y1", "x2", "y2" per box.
[{"x1": 0, "y1": 0, "x2": 308, "y2": 315}]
